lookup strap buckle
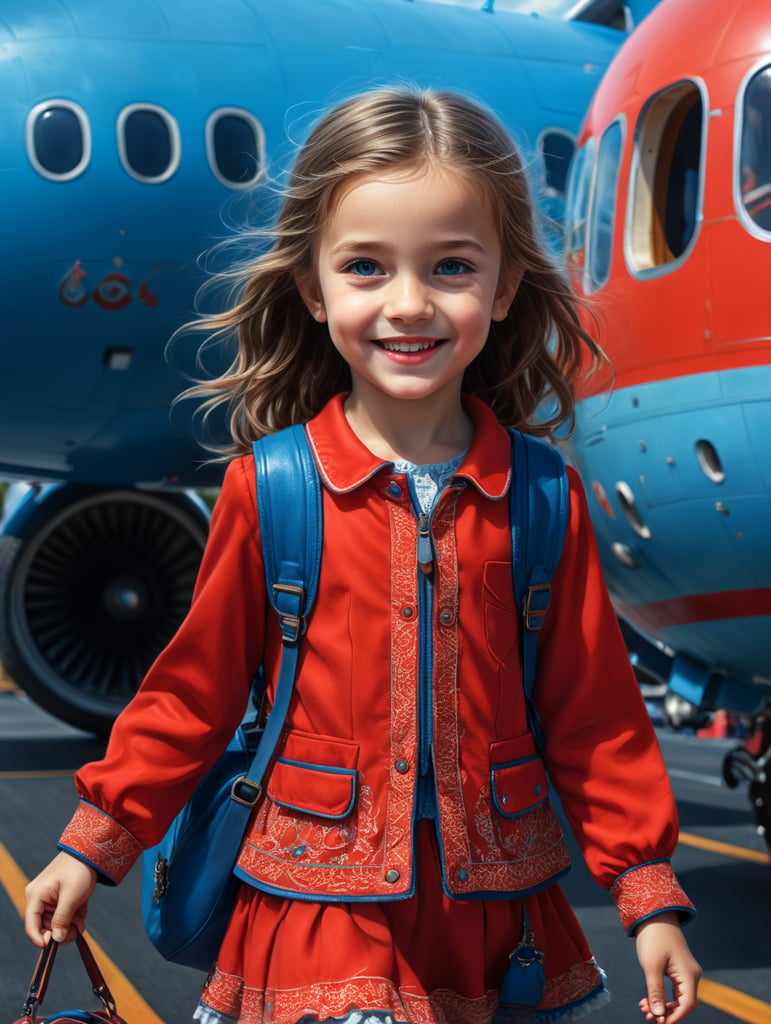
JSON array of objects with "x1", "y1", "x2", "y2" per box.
[
  {"x1": 273, "y1": 583, "x2": 306, "y2": 643},
  {"x1": 231, "y1": 776, "x2": 263, "y2": 808},
  {"x1": 524, "y1": 583, "x2": 551, "y2": 631}
]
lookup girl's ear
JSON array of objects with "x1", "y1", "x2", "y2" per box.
[
  {"x1": 294, "y1": 268, "x2": 327, "y2": 323},
  {"x1": 491, "y1": 267, "x2": 524, "y2": 322}
]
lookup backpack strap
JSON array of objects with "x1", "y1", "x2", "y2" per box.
[
  {"x1": 508, "y1": 430, "x2": 569, "y2": 755},
  {"x1": 229, "y1": 425, "x2": 322, "y2": 808}
]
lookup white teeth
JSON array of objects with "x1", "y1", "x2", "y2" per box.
[{"x1": 380, "y1": 339, "x2": 438, "y2": 352}]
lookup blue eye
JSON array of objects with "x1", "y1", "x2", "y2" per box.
[
  {"x1": 436, "y1": 259, "x2": 470, "y2": 277},
  {"x1": 345, "y1": 259, "x2": 383, "y2": 277}
]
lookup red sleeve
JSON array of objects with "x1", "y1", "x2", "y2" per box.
[
  {"x1": 58, "y1": 456, "x2": 266, "y2": 883},
  {"x1": 535, "y1": 467, "x2": 695, "y2": 934}
]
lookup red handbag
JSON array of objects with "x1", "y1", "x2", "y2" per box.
[{"x1": 13, "y1": 932, "x2": 127, "y2": 1024}]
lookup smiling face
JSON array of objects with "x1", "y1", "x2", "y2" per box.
[{"x1": 296, "y1": 164, "x2": 522, "y2": 417}]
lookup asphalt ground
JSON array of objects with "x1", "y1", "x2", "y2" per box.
[{"x1": 0, "y1": 682, "x2": 769, "y2": 1024}]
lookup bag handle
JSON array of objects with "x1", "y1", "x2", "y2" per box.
[{"x1": 22, "y1": 932, "x2": 120, "y2": 1022}]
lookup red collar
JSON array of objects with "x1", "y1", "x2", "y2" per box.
[{"x1": 305, "y1": 394, "x2": 511, "y2": 500}]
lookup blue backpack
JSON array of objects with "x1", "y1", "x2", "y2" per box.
[{"x1": 141, "y1": 424, "x2": 568, "y2": 972}]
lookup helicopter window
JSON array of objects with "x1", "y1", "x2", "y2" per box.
[
  {"x1": 117, "y1": 104, "x2": 180, "y2": 184},
  {"x1": 206, "y1": 109, "x2": 264, "y2": 189},
  {"x1": 564, "y1": 136, "x2": 595, "y2": 261},
  {"x1": 586, "y1": 118, "x2": 623, "y2": 290},
  {"x1": 738, "y1": 65, "x2": 771, "y2": 234},
  {"x1": 627, "y1": 81, "x2": 703, "y2": 273},
  {"x1": 26, "y1": 101, "x2": 91, "y2": 181},
  {"x1": 539, "y1": 130, "x2": 575, "y2": 194}
]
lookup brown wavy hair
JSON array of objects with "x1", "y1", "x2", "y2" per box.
[{"x1": 178, "y1": 86, "x2": 601, "y2": 458}]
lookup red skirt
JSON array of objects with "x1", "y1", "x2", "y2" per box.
[{"x1": 198, "y1": 823, "x2": 607, "y2": 1024}]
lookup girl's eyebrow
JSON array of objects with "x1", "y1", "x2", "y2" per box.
[{"x1": 328, "y1": 238, "x2": 488, "y2": 256}]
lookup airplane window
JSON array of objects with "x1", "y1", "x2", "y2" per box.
[
  {"x1": 26, "y1": 101, "x2": 91, "y2": 181},
  {"x1": 738, "y1": 65, "x2": 771, "y2": 233},
  {"x1": 117, "y1": 104, "x2": 180, "y2": 184},
  {"x1": 564, "y1": 137, "x2": 594, "y2": 261},
  {"x1": 539, "y1": 130, "x2": 575, "y2": 194},
  {"x1": 205, "y1": 108, "x2": 264, "y2": 189},
  {"x1": 586, "y1": 119, "x2": 623, "y2": 290},
  {"x1": 628, "y1": 81, "x2": 703, "y2": 273}
]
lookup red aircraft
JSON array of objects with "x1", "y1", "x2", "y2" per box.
[{"x1": 563, "y1": 0, "x2": 771, "y2": 847}]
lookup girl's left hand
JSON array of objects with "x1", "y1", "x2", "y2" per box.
[{"x1": 635, "y1": 911, "x2": 701, "y2": 1023}]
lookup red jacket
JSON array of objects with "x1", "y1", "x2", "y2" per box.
[{"x1": 61, "y1": 395, "x2": 693, "y2": 933}]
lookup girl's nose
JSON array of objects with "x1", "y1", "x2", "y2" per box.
[{"x1": 383, "y1": 275, "x2": 433, "y2": 323}]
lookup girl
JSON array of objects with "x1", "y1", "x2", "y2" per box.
[{"x1": 24, "y1": 88, "x2": 701, "y2": 1024}]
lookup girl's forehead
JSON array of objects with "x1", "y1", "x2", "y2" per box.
[{"x1": 327, "y1": 161, "x2": 493, "y2": 218}]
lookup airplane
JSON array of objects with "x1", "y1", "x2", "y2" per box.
[
  {"x1": 0, "y1": 0, "x2": 632, "y2": 736},
  {"x1": 562, "y1": 0, "x2": 771, "y2": 848}
]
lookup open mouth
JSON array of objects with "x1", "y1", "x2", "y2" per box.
[{"x1": 376, "y1": 338, "x2": 444, "y2": 352}]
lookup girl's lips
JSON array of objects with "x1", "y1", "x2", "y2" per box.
[
  {"x1": 377, "y1": 337, "x2": 440, "y2": 353},
  {"x1": 374, "y1": 337, "x2": 447, "y2": 365}
]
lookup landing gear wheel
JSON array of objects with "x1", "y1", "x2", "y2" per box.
[{"x1": 0, "y1": 489, "x2": 208, "y2": 736}]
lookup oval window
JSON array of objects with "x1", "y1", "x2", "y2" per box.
[
  {"x1": 26, "y1": 101, "x2": 91, "y2": 181},
  {"x1": 564, "y1": 137, "x2": 595, "y2": 261},
  {"x1": 586, "y1": 118, "x2": 623, "y2": 290},
  {"x1": 117, "y1": 104, "x2": 180, "y2": 184},
  {"x1": 206, "y1": 108, "x2": 264, "y2": 189},
  {"x1": 540, "y1": 129, "x2": 575, "y2": 195},
  {"x1": 738, "y1": 65, "x2": 771, "y2": 233},
  {"x1": 628, "y1": 81, "x2": 704, "y2": 273}
]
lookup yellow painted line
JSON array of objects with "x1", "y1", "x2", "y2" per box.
[
  {"x1": 0, "y1": 839, "x2": 166, "y2": 1024},
  {"x1": 700, "y1": 979, "x2": 771, "y2": 1024},
  {"x1": 679, "y1": 830, "x2": 770, "y2": 865}
]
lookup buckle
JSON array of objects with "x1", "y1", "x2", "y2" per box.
[
  {"x1": 273, "y1": 583, "x2": 306, "y2": 643},
  {"x1": 231, "y1": 776, "x2": 263, "y2": 808},
  {"x1": 524, "y1": 583, "x2": 551, "y2": 631}
]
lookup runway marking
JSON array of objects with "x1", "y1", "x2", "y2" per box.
[
  {"x1": 700, "y1": 979, "x2": 771, "y2": 1023},
  {"x1": 678, "y1": 830, "x2": 770, "y2": 864},
  {"x1": 0, "y1": 839, "x2": 166, "y2": 1024}
]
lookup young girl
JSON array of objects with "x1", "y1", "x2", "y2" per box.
[{"x1": 25, "y1": 88, "x2": 701, "y2": 1024}]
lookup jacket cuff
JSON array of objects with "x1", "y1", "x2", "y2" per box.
[
  {"x1": 58, "y1": 801, "x2": 143, "y2": 885},
  {"x1": 610, "y1": 859, "x2": 696, "y2": 935}
]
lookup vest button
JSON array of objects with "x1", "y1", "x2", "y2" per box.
[
  {"x1": 388, "y1": 483, "x2": 402, "y2": 499},
  {"x1": 386, "y1": 869, "x2": 401, "y2": 883},
  {"x1": 457, "y1": 868, "x2": 469, "y2": 882},
  {"x1": 439, "y1": 607, "x2": 455, "y2": 626},
  {"x1": 401, "y1": 605, "x2": 415, "y2": 619},
  {"x1": 395, "y1": 759, "x2": 409, "y2": 774}
]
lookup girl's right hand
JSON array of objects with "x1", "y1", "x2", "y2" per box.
[{"x1": 24, "y1": 851, "x2": 97, "y2": 946}]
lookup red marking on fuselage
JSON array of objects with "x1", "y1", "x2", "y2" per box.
[{"x1": 615, "y1": 587, "x2": 771, "y2": 634}]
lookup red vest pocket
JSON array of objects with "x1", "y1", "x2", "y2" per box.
[
  {"x1": 490, "y1": 737, "x2": 548, "y2": 819},
  {"x1": 268, "y1": 757, "x2": 357, "y2": 820}
]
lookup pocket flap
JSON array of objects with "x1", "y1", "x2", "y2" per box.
[
  {"x1": 491, "y1": 742, "x2": 548, "y2": 819},
  {"x1": 268, "y1": 731, "x2": 359, "y2": 820}
]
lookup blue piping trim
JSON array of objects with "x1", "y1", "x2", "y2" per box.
[
  {"x1": 275, "y1": 757, "x2": 357, "y2": 775},
  {"x1": 233, "y1": 868, "x2": 417, "y2": 902},
  {"x1": 492, "y1": 753, "x2": 541, "y2": 770},
  {"x1": 232, "y1": 863, "x2": 571, "y2": 904},
  {"x1": 613, "y1": 857, "x2": 670, "y2": 883},
  {"x1": 491, "y1": 790, "x2": 549, "y2": 819},
  {"x1": 489, "y1": 755, "x2": 548, "y2": 818},
  {"x1": 270, "y1": 760, "x2": 358, "y2": 820}
]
